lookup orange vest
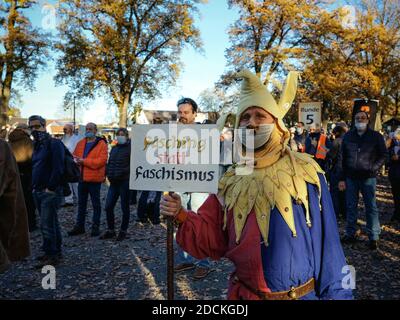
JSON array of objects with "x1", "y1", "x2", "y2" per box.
[{"x1": 315, "y1": 134, "x2": 328, "y2": 160}]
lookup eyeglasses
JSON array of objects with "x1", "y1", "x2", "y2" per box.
[{"x1": 355, "y1": 117, "x2": 368, "y2": 121}]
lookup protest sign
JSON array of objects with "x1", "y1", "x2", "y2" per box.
[
  {"x1": 129, "y1": 124, "x2": 220, "y2": 194},
  {"x1": 298, "y1": 102, "x2": 322, "y2": 130}
]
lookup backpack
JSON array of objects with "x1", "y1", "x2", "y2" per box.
[
  {"x1": 48, "y1": 138, "x2": 81, "y2": 183},
  {"x1": 63, "y1": 145, "x2": 81, "y2": 183}
]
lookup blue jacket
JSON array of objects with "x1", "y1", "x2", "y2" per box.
[
  {"x1": 106, "y1": 141, "x2": 131, "y2": 182},
  {"x1": 32, "y1": 135, "x2": 65, "y2": 192},
  {"x1": 337, "y1": 128, "x2": 387, "y2": 180}
]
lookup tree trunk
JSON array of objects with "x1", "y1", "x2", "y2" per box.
[
  {"x1": 118, "y1": 95, "x2": 130, "y2": 128},
  {"x1": 321, "y1": 99, "x2": 330, "y2": 132},
  {"x1": 0, "y1": 97, "x2": 8, "y2": 127},
  {"x1": 0, "y1": 1, "x2": 18, "y2": 127}
]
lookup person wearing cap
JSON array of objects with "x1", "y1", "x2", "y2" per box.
[
  {"x1": 337, "y1": 111, "x2": 388, "y2": 250},
  {"x1": 160, "y1": 70, "x2": 353, "y2": 300},
  {"x1": 387, "y1": 128, "x2": 400, "y2": 222}
]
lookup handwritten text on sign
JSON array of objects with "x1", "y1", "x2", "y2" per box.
[{"x1": 129, "y1": 124, "x2": 220, "y2": 194}]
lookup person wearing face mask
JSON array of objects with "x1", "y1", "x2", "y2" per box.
[
  {"x1": 159, "y1": 70, "x2": 353, "y2": 300},
  {"x1": 62, "y1": 123, "x2": 81, "y2": 206},
  {"x1": 294, "y1": 122, "x2": 308, "y2": 152},
  {"x1": 99, "y1": 128, "x2": 132, "y2": 241},
  {"x1": 305, "y1": 123, "x2": 332, "y2": 171},
  {"x1": 68, "y1": 122, "x2": 108, "y2": 237},
  {"x1": 387, "y1": 128, "x2": 400, "y2": 222},
  {"x1": 337, "y1": 111, "x2": 388, "y2": 250},
  {"x1": 288, "y1": 127, "x2": 298, "y2": 152},
  {"x1": 28, "y1": 115, "x2": 65, "y2": 268}
]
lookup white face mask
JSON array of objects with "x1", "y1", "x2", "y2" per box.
[
  {"x1": 296, "y1": 127, "x2": 304, "y2": 135},
  {"x1": 355, "y1": 122, "x2": 368, "y2": 131},
  {"x1": 117, "y1": 136, "x2": 127, "y2": 145},
  {"x1": 240, "y1": 124, "x2": 275, "y2": 150}
]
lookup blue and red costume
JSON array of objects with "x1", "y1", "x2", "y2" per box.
[{"x1": 176, "y1": 174, "x2": 353, "y2": 300}]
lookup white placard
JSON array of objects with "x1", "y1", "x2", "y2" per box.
[
  {"x1": 129, "y1": 124, "x2": 220, "y2": 194},
  {"x1": 299, "y1": 102, "x2": 322, "y2": 130}
]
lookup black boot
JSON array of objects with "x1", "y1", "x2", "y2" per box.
[
  {"x1": 341, "y1": 235, "x2": 357, "y2": 244},
  {"x1": 368, "y1": 240, "x2": 379, "y2": 250},
  {"x1": 68, "y1": 225, "x2": 85, "y2": 236},
  {"x1": 91, "y1": 225, "x2": 100, "y2": 237},
  {"x1": 116, "y1": 230, "x2": 127, "y2": 241},
  {"x1": 99, "y1": 230, "x2": 116, "y2": 240}
]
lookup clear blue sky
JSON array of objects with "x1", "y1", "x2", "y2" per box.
[{"x1": 18, "y1": 0, "x2": 239, "y2": 124}]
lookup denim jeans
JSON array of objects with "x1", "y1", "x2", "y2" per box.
[
  {"x1": 105, "y1": 180, "x2": 131, "y2": 231},
  {"x1": 33, "y1": 190, "x2": 63, "y2": 256},
  {"x1": 345, "y1": 178, "x2": 381, "y2": 241},
  {"x1": 176, "y1": 244, "x2": 210, "y2": 268},
  {"x1": 329, "y1": 171, "x2": 346, "y2": 219},
  {"x1": 137, "y1": 191, "x2": 161, "y2": 223},
  {"x1": 77, "y1": 182, "x2": 102, "y2": 228}
]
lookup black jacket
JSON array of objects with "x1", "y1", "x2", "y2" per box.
[
  {"x1": 32, "y1": 134, "x2": 65, "y2": 191},
  {"x1": 388, "y1": 138, "x2": 400, "y2": 180},
  {"x1": 337, "y1": 128, "x2": 387, "y2": 180},
  {"x1": 106, "y1": 141, "x2": 131, "y2": 182}
]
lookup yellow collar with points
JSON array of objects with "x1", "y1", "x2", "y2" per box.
[{"x1": 218, "y1": 150, "x2": 324, "y2": 245}]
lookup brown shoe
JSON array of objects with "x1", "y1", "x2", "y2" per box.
[
  {"x1": 192, "y1": 267, "x2": 212, "y2": 280},
  {"x1": 174, "y1": 263, "x2": 195, "y2": 273}
]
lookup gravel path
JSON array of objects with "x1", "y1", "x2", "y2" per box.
[{"x1": 1, "y1": 176, "x2": 399, "y2": 300}]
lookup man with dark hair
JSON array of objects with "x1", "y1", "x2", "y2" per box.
[
  {"x1": 294, "y1": 122, "x2": 308, "y2": 152},
  {"x1": 177, "y1": 97, "x2": 198, "y2": 124},
  {"x1": 337, "y1": 111, "x2": 388, "y2": 250},
  {"x1": 174, "y1": 97, "x2": 213, "y2": 280},
  {"x1": 29, "y1": 115, "x2": 65, "y2": 267}
]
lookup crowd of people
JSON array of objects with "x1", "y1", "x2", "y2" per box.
[{"x1": 1, "y1": 70, "x2": 400, "y2": 299}]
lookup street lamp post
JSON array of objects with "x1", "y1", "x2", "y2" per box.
[{"x1": 73, "y1": 96, "x2": 76, "y2": 128}]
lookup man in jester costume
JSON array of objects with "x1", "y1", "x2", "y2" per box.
[{"x1": 160, "y1": 69, "x2": 353, "y2": 300}]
